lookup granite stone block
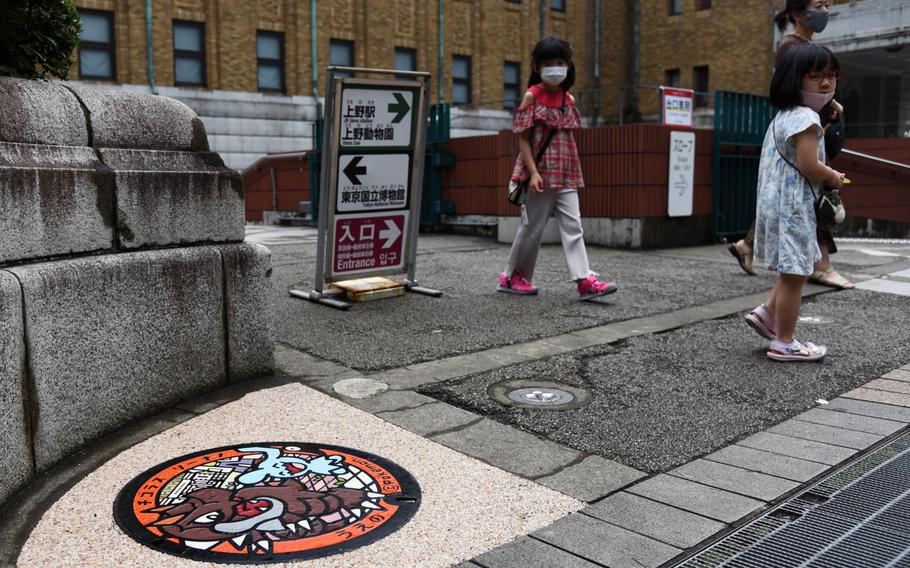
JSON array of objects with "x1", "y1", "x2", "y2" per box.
[
  {"x1": 69, "y1": 87, "x2": 208, "y2": 151},
  {"x1": 99, "y1": 148, "x2": 244, "y2": 248},
  {"x1": 0, "y1": 271, "x2": 32, "y2": 505},
  {"x1": 533, "y1": 512, "x2": 682, "y2": 567},
  {"x1": 11, "y1": 248, "x2": 227, "y2": 471},
  {"x1": 0, "y1": 77, "x2": 88, "y2": 146},
  {"x1": 627, "y1": 474, "x2": 765, "y2": 523},
  {"x1": 536, "y1": 455, "x2": 646, "y2": 502},
  {"x1": 705, "y1": 444, "x2": 828, "y2": 482},
  {"x1": 377, "y1": 402, "x2": 479, "y2": 436},
  {"x1": 221, "y1": 243, "x2": 274, "y2": 382},
  {"x1": 768, "y1": 420, "x2": 883, "y2": 450},
  {"x1": 795, "y1": 408, "x2": 905, "y2": 436},
  {"x1": 737, "y1": 432, "x2": 856, "y2": 465},
  {"x1": 826, "y1": 397, "x2": 910, "y2": 423},
  {"x1": 668, "y1": 459, "x2": 799, "y2": 502},
  {"x1": 584, "y1": 492, "x2": 726, "y2": 549},
  {"x1": 431, "y1": 419, "x2": 581, "y2": 478},
  {"x1": 472, "y1": 536, "x2": 602, "y2": 568},
  {"x1": 0, "y1": 142, "x2": 114, "y2": 264}
]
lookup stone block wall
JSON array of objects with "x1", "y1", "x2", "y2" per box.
[{"x1": 0, "y1": 76, "x2": 274, "y2": 507}]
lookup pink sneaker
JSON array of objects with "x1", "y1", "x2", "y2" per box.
[
  {"x1": 577, "y1": 274, "x2": 618, "y2": 301},
  {"x1": 497, "y1": 272, "x2": 538, "y2": 295}
]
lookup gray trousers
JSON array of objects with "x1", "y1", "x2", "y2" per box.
[{"x1": 506, "y1": 188, "x2": 592, "y2": 282}]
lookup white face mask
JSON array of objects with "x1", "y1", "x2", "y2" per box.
[
  {"x1": 801, "y1": 90, "x2": 835, "y2": 112},
  {"x1": 540, "y1": 66, "x2": 568, "y2": 86}
]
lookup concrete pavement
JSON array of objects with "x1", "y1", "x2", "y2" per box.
[{"x1": 4, "y1": 226, "x2": 910, "y2": 567}]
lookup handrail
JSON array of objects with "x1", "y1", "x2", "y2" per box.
[{"x1": 841, "y1": 149, "x2": 910, "y2": 171}]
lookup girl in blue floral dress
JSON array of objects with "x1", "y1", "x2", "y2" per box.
[{"x1": 746, "y1": 44, "x2": 845, "y2": 362}]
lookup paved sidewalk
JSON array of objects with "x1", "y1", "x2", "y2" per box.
[{"x1": 5, "y1": 231, "x2": 910, "y2": 567}]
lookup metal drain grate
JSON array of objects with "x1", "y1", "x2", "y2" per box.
[{"x1": 676, "y1": 431, "x2": 910, "y2": 568}]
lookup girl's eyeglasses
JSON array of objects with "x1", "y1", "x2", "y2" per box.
[{"x1": 804, "y1": 70, "x2": 843, "y2": 83}]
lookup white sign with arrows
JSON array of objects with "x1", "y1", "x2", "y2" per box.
[
  {"x1": 336, "y1": 154, "x2": 410, "y2": 212},
  {"x1": 340, "y1": 88, "x2": 414, "y2": 148}
]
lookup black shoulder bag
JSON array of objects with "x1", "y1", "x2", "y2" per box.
[
  {"x1": 771, "y1": 115, "x2": 845, "y2": 229},
  {"x1": 507, "y1": 91, "x2": 566, "y2": 206}
]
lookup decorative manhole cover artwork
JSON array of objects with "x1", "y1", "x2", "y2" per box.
[{"x1": 114, "y1": 443, "x2": 420, "y2": 563}]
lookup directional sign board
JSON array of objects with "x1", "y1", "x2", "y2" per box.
[
  {"x1": 307, "y1": 70, "x2": 428, "y2": 291},
  {"x1": 337, "y1": 154, "x2": 410, "y2": 212},
  {"x1": 340, "y1": 89, "x2": 415, "y2": 148},
  {"x1": 333, "y1": 212, "x2": 407, "y2": 275}
]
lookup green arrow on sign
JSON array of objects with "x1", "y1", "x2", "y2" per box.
[{"x1": 388, "y1": 92, "x2": 410, "y2": 124}]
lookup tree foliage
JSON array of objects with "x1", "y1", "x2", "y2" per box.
[{"x1": 0, "y1": 0, "x2": 81, "y2": 80}]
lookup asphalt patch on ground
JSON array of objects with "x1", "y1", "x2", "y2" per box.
[
  {"x1": 419, "y1": 289, "x2": 910, "y2": 473},
  {"x1": 272, "y1": 236, "x2": 775, "y2": 371}
]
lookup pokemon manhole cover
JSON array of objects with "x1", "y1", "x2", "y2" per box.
[{"x1": 114, "y1": 443, "x2": 420, "y2": 563}]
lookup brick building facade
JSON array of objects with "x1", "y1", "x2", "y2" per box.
[
  {"x1": 69, "y1": 0, "x2": 879, "y2": 169},
  {"x1": 72, "y1": 0, "x2": 857, "y2": 113}
]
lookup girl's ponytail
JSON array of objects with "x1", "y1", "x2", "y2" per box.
[{"x1": 774, "y1": 10, "x2": 792, "y2": 32}]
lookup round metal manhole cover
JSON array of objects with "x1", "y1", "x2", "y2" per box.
[
  {"x1": 508, "y1": 387, "x2": 575, "y2": 406},
  {"x1": 798, "y1": 315, "x2": 835, "y2": 325},
  {"x1": 489, "y1": 380, "x2": 591, "y2": 410},
  {"x1": 114, "y1": 443, "x2": 420, "y2": 563}
]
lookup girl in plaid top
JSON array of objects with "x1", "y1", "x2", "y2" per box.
[{"x1": 498, "y1": 37, "x2": 617, "y2": 301}]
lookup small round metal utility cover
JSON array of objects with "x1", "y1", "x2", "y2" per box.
[
  {"x1": 489, "y1": 380, "x2": 591, "y2": 410},
  {"x1": 798, "y1": 315, "x2": 835, "y2": 325}
]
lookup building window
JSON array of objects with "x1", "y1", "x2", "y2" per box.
[
  {"x1": 330, "y1": 39, "x2": 355, "y2": 78},
  {"x1": 394, "y1": 47, "x2": 416, "y2": 81},
  {"x1": 257, "y1": 31, "x2": 285, "y2": 93},
  {"x1": 78, "y1": 9, "x2": 116, "y2": 81},
  {"x1": 669, "y1": 0, "x2": 683, "y2": 15},
  {"x1": 503, "y1": 61, "x2": 521, "y2": 110},
  {"x1": 173, "y1": 21, "x2": 205, "y2": 87},
  {"x1": 551, "y1": 0, "x2": 566, "y2": 11},
  {"x1": 665, "y1": 69, "x2": 680, "y2": 88},
  {"x1": 694, "y1": 65, "x2": 710, "y2": 107},
  {"x1": 697, "y1": 0, "x2": 712, "y2": 9},
  {"x1": 452, "y1": 55, "x2": 471, "y2": 104}
]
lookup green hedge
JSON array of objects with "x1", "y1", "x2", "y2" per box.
[{"x1": 0, "y1": 0, "x2": 81, "y2": 80}]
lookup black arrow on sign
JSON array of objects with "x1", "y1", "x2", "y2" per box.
[
  {"x1": 388, "y1": 92, "x2": 410, "y2": 124},
  {"x1": 343, "y1": 156, "x2": 367, "y2": 185}
]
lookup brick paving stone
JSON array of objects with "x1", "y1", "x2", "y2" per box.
[
  {"x1": 844, "y1": 388, "x2": 910, "y2": 408},
  {"x1": 705, "y1": 444, "x2": 828, "y2": 482},
  {"x1": 472, "y1": 536, "x2": 602, "y2": 568},
  {"x1": 431, "y1": 419, "x2": 582, "y2": 478},
  {"x1": 668, "y1": 459, "x2": 800, "y2": 502},
  {"x1": 826, "y1": 398, "x2": 910, "y2": 423},
  {"x1": 377, "y1": 402, "x2": 480, "y2": 436},
  {"x1": 795, "y1": 408, "x2": 905, "y2": 436},
  {"x1": 584, "y1": 492, "x2": 726, "y2": 549},
  {"x1": 626, "y1": 474, "x2": 764, "y2": 524},
  {"x1": 738, "y1": 432, "x2": 857, "y2": 465},
  {"x1": 883, "y1": 369, "x2": 910, "y2": 383},
  {"x1": 535, "y1": 455, "x2": 645, "y2": 502},
  {"x1": 533, "y1": 513, "x2": 682, "y2": 568},
  {"x1": 768, "y1": 420, "x2": 883, "y2": 450}
]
